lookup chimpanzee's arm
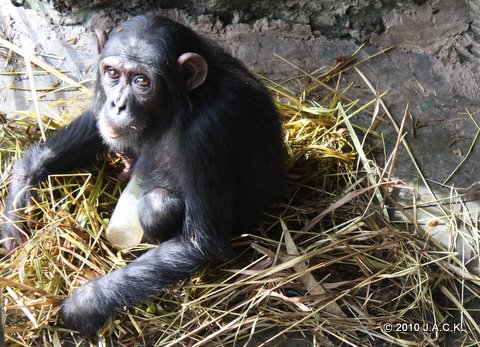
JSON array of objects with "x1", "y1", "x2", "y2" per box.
[
  {"x1": 61, "y1": 233, "x2": 224, "y2": 335},
  {"x1": 61, "y1": 175, "x2": 232, "y2": 335},
  {"x1": 60, "y1": 123, "x2": 232, "y2": 335},
  {"x1": 2, "y1": 110, "x2": 105, "y2": 251}
]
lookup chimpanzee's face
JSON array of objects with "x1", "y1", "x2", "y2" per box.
[
  {"x1": 97, "y1": 55, "x2": 160, "y2": 151},
  {"x1": 94, "y1": 19, "x2": 208, "y2": 153}
]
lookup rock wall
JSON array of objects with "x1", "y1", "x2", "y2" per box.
[{"x1": 21, "y1": 1, "x2": 429, "y2": 41}]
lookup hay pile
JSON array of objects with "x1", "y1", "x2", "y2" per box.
[{"x1": 1, "y1": 43, "x2": 479, "y2": 347}]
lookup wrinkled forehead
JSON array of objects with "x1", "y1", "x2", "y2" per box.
[{"x1": 102, "y1": 33, "x2": 163, "y2": 67}]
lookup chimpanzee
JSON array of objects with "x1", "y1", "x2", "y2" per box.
[{"x1": 1, "y1": 15, "x2": 283, "y2": 335}]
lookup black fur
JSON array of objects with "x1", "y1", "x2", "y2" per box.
[{"x1": 2, "y1": 15, "x2": 283, "y2": 335}]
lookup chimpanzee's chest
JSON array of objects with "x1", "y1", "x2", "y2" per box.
[{"x1": 131, "y1": 135, "x2": 182, "y2": 192}]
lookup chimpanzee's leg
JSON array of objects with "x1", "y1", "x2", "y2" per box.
[{"x1": 138, "y1": 188, "x2": 184, "y2": 243}]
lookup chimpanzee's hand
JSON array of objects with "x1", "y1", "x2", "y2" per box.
[
  {"x1": 61, "y1": 279, "x2": 113, "y2": 336},
  {"x1": 1, "y1": 219, "x2": 27, "y2": 253},
  {"x1": 2, "y1": 153, "x2": 37, "y2": 253}
]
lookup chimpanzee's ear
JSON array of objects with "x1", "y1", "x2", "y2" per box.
[
  {"x1": 177, "y1": 53, "x2": 208, "y2": 90},
  {"x1": 95, "y1": 29, "x2": 109, "y2": 54}
]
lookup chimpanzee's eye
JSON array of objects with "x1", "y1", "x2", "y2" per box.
[
  {"x1": 106, "y1": 67, "x2": 120, "y2": 80},
  {"x1": 134, "y1": 75, "x2": 150, "y2": 88}
]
